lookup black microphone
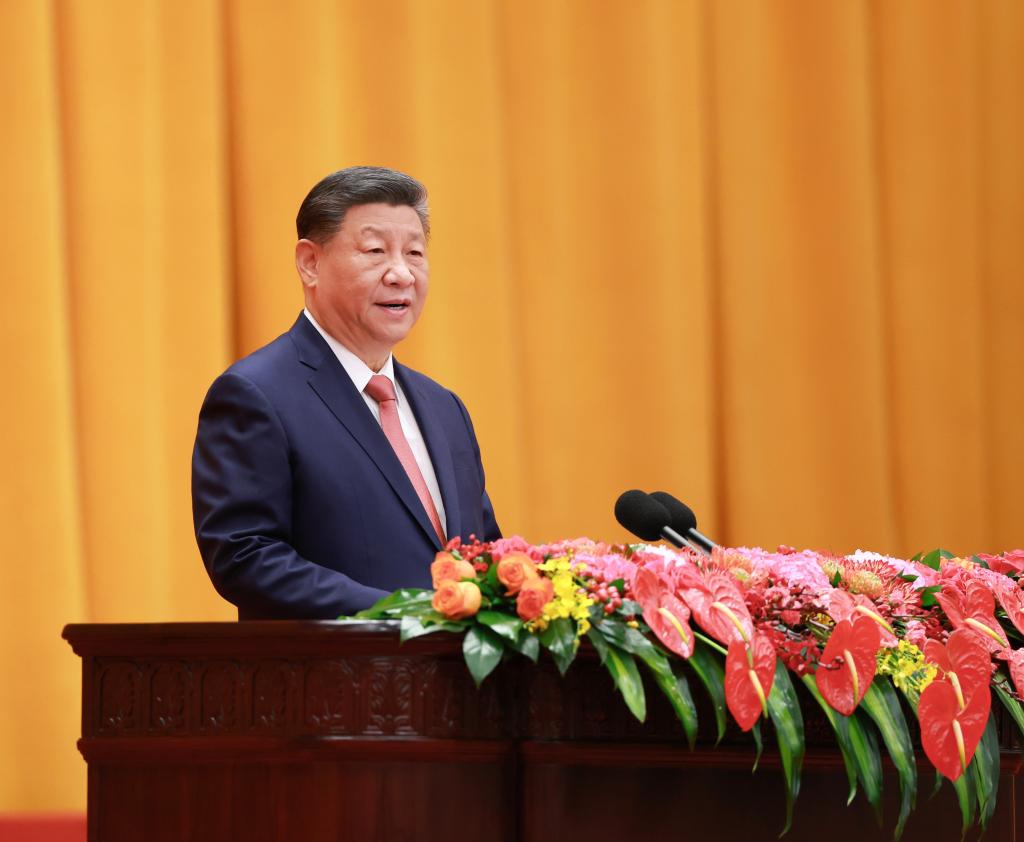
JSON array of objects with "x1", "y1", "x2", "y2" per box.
[
  {"x1": 613, "y1": 490, "x2": 688, "y2": 549},
  {"x1": 650, "y1": 491, "x2": 717, "y2": 554}
]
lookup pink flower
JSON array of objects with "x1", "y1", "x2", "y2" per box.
[
  {"x1": 905, "y1": 620, "x2": 928, "y2": 648},
  {"x1": 979, "y1": 550, "x2": 1024, "y2": 576},
  {"x1": 489, "y1": 535, "x2": 543, "y2": 562}
]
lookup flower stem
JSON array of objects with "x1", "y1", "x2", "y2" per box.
[{"x1": 693, "y1": 630, "x2": 728, "y2": 656}]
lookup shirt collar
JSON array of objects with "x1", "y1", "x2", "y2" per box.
[{"x1": 303, "y1": 308, "x2": 397, "y2": 393}]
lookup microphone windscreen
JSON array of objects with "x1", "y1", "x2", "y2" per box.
[
  {"x1": 650, "y1": 491, "x2": 698, "y2": 534},
  {"x1": 614, "y1": 490, "x2": 670, "y2": 541}
]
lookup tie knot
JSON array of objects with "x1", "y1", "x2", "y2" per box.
[{"x1": 365, "y1": 374, "x2": 397, "y2": 404}]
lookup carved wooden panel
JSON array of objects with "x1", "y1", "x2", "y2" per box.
[
  {"x1": 200, "y1": 661, "x2": 242, "y2": 732},
  {"x1": 304, "y1": 658, "x2": 357, "y2": 733},
  {"x1": 97, "y1": 660, "x2": 142, "y2": 734},
  {"x1": 150, "y1": 662, "x2": 189, "y2": 732}
]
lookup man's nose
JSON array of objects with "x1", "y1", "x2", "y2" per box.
[{"x1": 384, "y1": 257, "x2": 415, "y2": 285}]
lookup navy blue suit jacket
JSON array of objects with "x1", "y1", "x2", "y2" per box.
[{"x1": 192, "y1": 314, "x2": 500, "y2": 619}]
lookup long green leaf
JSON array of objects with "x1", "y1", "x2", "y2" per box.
[
  {"x1": 949, "y1": 764, "x2": 977, "y2": 837},
  {"x1": 398, "y1": 614, "x2": 465, "y2": 641},
  {"x1": 994, "y1": 684, "x2": 1024, "y2": 750},
  {"x1": 750, "y1": 720, "x2": 763, "y2": 772},
  {"x1": 861, "y1": 680, "x2": 916, "y2": 840},
  {"x1": 765, "y1": 663, "x2": 805, "y2": 836},
  {"x1": 970, "y1": 713, "x2": 1001, "y2": 831},
  {"x1": 660, "y1": 660, "x2": 699, "y2": 749},
  {"x1": 847, "y1": 711, "x2": 885, "y2": 825},
  {"x1": 539, "y1": 617, "x2": 578, "y2": 676},
  {"x1": 587, "y1": 625, "x2": 610, "y2": 664},
  {"x1": 354, "y1": 588, "x2": 433, "y2": 618},
  {"x1": 801, "y1": 676, "x2": 857, "y2": 802},
  {"x1": 687, "y1": 639, "x2": 728, "y2": 744},
  {"x1": 462, "y1": 625, "x2": 505, "y2": 686},
  {"x1": 594, "y1": 619, "x2": 699, "y2": 746},
  {"x1": 603, "y1": 643, "x2": 646, "y2": 722}
]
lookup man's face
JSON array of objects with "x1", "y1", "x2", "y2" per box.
[{"x1": 300, "y1": 203, "x2": 428, "y2": 369}]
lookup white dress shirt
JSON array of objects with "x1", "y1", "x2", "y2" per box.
[{"x1": 303, "y1": 309, "x2": 447, "y2": 534}]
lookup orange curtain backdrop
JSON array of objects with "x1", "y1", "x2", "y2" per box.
[{"x1": 1, "y1": 0, "x2": 1021, "y2": 813}]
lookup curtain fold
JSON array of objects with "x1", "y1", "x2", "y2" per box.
[{"x1": 1, "y1": 0, "x2": 1020, "y2": 811}]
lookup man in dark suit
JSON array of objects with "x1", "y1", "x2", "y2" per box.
[{"x1": 192, "y1": 166, "x2": 500, "y2": 619}]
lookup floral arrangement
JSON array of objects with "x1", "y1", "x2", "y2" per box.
[{"x1": 354, "y1": 536, "x2": 1024, "y2": 837}]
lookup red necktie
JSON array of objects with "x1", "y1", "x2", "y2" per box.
[{"x1": 364, "y1": 374, "x2": 446, "y2": 545}]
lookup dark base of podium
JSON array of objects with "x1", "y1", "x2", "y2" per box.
[{"x1": 65, "y1": 622, "x2": 1022, "y2": 841}]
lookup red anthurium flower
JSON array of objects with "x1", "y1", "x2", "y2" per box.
[
  {"x1": 991, "y1": 580, "x2": 1024, "y2": 638},
  {"x1": 922, "y1": 631, "x2": 992, "y2": 699},
  {"x1": 998, "y1": 647, "x2": 1024, "y2": 699},
  {"x1": 978, "y1": 550, "x2": 1024, "y2": 576},
  {"x1": 678, "y1": 569, "x2": 753, "y2": 646},
  {"x1": 725, "y1": 633, "x2": 776, "y2": 731},
  {"x1": 919, "y1": 629, "x2": 992, "y2": 781},
  {"x1": 815, "y1": 615, "x2": 881, "y2": 715},
  {"x1": 934, "y1": 582, "x2": 1009, "y2": 652},
  {"x1": 827, "y1": 590, "x2": 897, "y2": 648},
  {"x1": 635, "y1": 568, "x2": 695, "y2": 659}
]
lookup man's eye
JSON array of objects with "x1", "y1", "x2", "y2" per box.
[
  {"x1": 367, "y1": 247, "x2": 384, "y2": 254},
  {"x1": 408, "y1": 250, "x2": 423, "y2": 258}
]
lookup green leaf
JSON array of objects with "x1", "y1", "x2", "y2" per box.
[
  {"x1": 510, "y1": 628, "x2": 540, "y2": 663},
  {"x1": 831, "y1": 569, "x2": 842, "y2": 588},
  {"x1": 596, "y1": 620, "x2": 701, "y2": 747},
  {"x1": 667, "y1": 662, "x2": 699, "y2": 750},
  {"x1": 619, "y1": 599, "x2": 643, "y2": 616},
  {"x1": 482, "y1": 560, "x2": 501, "y2": 596},
  {"x1": 595, "y1": 617, "x2": 666, "y2": 660},
  {"x1": 587, "y1": 626, "x2": 610, "y2": 664},
  {"x1": 462, "y1": 625, "x2": 505, "y2": 687},
  {"x1": 688, "y1": 639, "x2": 728, "y2": 744},
  {"x1": 949, "y1": 762, "x2": 977, "y2": 837},
  {"x1": 603, "y1": 643, "x2": 647, "y2": 722},
  {"x1": 798, "y1": 676, "x2": 864, "y2": 807},
  {"x1": 750, "y1": 720, "x2": 763, "y2": 772},
  {"x1": 919, "y1": 548, "x2": 956, "y2": 571},
  {"x1": 919, "y1": 585, "x2": 942, "y2": 609},
  {"x1": 539, "y1": 617, "x2": 577, "y2": 676},
  {"x1": 399, "y1": 613, "x2": 465, "y2": 641},
  {"x1": 861, "y1": 680, "x2": 916, "y2": 840},
  {"x1": 970, "y1": 713, "x2": 1001, "y2": 831},
  {"x1": 476, "y1": 610, "x2": 523, "y2": 644},
  {"x1": 353, "y1": 588, "x2": 433, "y2": 618},
  {"x1": 994, "y1": 683, "x2": 1024, "y2": 749},
  {"x1": 609, "y1": 578, "x2": 625, "y2": 593},
  {"x1": 765, "y1": 662, "x2": 805, "y2": 836}
]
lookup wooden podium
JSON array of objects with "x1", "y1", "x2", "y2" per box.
[{"x1": 64, "y1": 622, "x2": 1022, "y2": 841}]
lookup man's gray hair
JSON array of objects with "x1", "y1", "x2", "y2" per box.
[{"x1": 296, "y1": 166, "x2": 430, "y2": 243}]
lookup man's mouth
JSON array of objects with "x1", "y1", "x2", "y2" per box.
[{"x1": 377, "y1": 301, "x2": 410, "y2": 311}]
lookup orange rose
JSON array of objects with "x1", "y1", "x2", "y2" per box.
[
  {"x1": 430, "y1": 553, "x2": 476, "y2": 588},
  {"x1": 516, "y1": 577, "x2": 554, "y2": 622},
  {"x1": 432, "y1": 580, "x2": 482, "y2": 620},
  {"x1": 496, "y1": 553, "x2": 540, "y2": 595}
]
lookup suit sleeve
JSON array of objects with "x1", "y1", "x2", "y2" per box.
[
  {"x1": 451, "y1": 392, "x2": 501, "y2": 542},
  {"x1": 191, "y1": 372, "x2": 390, "y2": 618}
]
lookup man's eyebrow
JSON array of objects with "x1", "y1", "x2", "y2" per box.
[{"x1": 358, "y1": 224, "x2": 424, "y2": 239}]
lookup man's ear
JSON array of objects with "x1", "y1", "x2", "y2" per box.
[{"x1": 295, "y1": 239, "x2": 320, "y2": 288}]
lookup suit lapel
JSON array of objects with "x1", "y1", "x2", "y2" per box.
[
  {"x1": 395, "y1": 362, "x2": 461, "y2": 540},
  {"x1": 291, "y1": 316, "x2": 443, "y2": 549}
]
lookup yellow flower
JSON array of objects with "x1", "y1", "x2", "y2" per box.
[
  {"x1": 536, "y1": 554, "x2": 595, "y2": 637},
  {"x1": 876, "y1": 640, "x2": 936, "y2": 694}
]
